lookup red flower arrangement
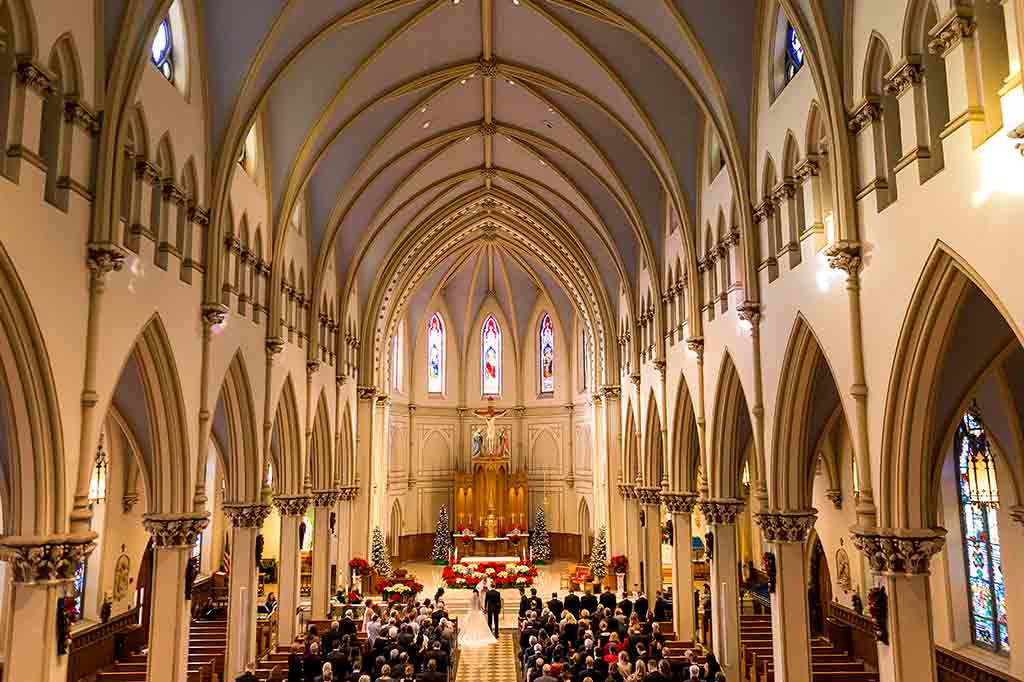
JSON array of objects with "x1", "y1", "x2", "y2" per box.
[
  {"x1": 378, "y1": 577, "x2": 423, "y2": 603},
  {"x1": 441, "y1": 560, "x2": 538, "y2": 589},
  {"x1": 610, "y1": 555, "x2": 628, "y2": 574},
  {"x1": 455, "y1": 524, "x2": 476, "y2": 534},
  {"x1": 348, "y1": 557, "x2": 370, "y2": 575},
  {"x1": 507, "y1": 524, "x2": 526, "y2": 534}
]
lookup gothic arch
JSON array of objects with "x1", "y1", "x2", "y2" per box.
[
  {"x1": 708, "y1": 352, "x2": 755, "y2": 500},
  {"x1": 671, "y1": 377, "x2": 701, "y2": 492},
  {"x1": 644, "y1": 389, "x2": 665, "y2": 488},
  {"x1": 270, "y1": 375, "x2": 303, "y2": 496},
  {"x1": 623, "y1": 402, "x2": 640, "y2": 485},
  {"x1": 0, "y1": 243, "x2": 65, "y2": 536},
  {"x1": 309, "y1": 390, "x2": 333, "y2": 490},
  {"x1": 212, "y1": 351, "x2": 261, "y2": 503}
]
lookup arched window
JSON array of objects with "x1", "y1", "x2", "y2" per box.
[
  {"x1": 481, "y1": 315, "x2": 501, "y2": 396},
  {"x1": 955, "y1": 405, "x2": 1009, "y2": 654},
  {"x1": 427, "y1": 313, "x2": 445, "y2": 394},
  {"x1": 539, "y1": 313, "x2": 555, "y2": 394},
  {"x1": 784, "y1": 23, "x2": 804, "y2": 83},
  {"x1": 72, "y1": 560, "x2": 87, "y2": 622},
  {"x1": 150, "y1": 18, "x2": 174, "y2": 82}
]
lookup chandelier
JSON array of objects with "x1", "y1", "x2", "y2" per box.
[
  {"x1": 88, "y1": 431, "x2": 108, "y2": 505},
  {"x1": 963, "y1": 402, "x2": 999, "y2": 509}
]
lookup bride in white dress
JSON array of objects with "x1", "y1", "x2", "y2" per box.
[{"x1": 458, "y1": 578, "x2": 498, "y2": 647}]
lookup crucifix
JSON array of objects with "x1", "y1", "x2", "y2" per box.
[{"x1": 473, "y1": 399, "x2": 508, "y2": 456}]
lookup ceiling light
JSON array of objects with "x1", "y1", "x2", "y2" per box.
[
  {"x1": 547, "y1": 107, "x2": 554, "y2": 113},
  {"x1": 452, "y1": 0, "x2": 460, "y2": 4},
  {"x1": 543, "y1": 120, "x2": 553, "y2": 129},
  {"x1": 540, "y1": 160, "x2": 546, "y2": 166},
  {"x1": 508, "y1": 79, "x2": 515, "y2": 86},
  {"x1": 420, "y1": 106, "x2": 428, "y2": 113},
  {"x1": 422, "y1": 121, "x2": 431, "y2": 129},
  {"x1": 512, "y1": 0, "x2": 520, "y2": 4},
  {"x1": 461, "y1": 79, "x2": 467, "y2": 84}
]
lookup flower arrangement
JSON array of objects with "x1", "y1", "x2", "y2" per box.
[
  {"x1": 455, "y1": 523, "x2": 476, "y2": 535},
  {"x1": 610, "y1": 555, "x2": 629, "y2": 575},
  {"x1": 348, "y1": 557, "x2": 370, "y2": 576},
  {"x1": 336, "y1": 588, "x2": 362, "y2": 604},
  {"x1": 441, "y1": 560, "x2": 537, "y2": 589},
  {"x1": 379, "y1": 577, "x2": 423, "y2": 603},
  {"x1": 507, "y1": 524, "x2": 527, "y2": 535},
  {"x1": 762, "y1": 551, "x2": 777, "y2": 593}
]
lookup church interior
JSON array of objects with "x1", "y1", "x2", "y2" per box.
[{"x1": 1, "y1": 1, "x2": 1024, "y2": 681}]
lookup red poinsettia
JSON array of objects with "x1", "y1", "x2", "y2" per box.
[
  {"x1": 349, "y1": 557, "x2": 370, "y2": 575},
  {"x1": 610, "y1": 555, "x2": 628, "y2": 574}
]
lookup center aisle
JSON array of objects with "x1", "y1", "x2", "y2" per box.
[{"x1": 455, "y1": 634, "x2": 517, "y2": 682}]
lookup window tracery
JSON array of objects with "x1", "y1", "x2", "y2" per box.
[
  {"x1": 784, "y1": 23, "x2": 804, "y2": 84},
  {"x1": 151, "y1": 18, "x2": 174, "y2": 82},
  {"x1": 539, "y1": 313, "x2": 554, "y2": 394},
  {"x1": 427, "y1": 313, "x2": 445, "y2": 394},
  {"x1": 481, "y1": 315, "x2": 501, "y2": 396}
]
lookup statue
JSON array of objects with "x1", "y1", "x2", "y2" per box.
[
  {"x1": 836, "y1": 545, "x2": 852, "y2": 592},
  {"x1": 471, "y1": 427, "x2": 484, "y2": 458},
  {"x1": 473, "y1": 401, "x2": 509, "y2": 456}
]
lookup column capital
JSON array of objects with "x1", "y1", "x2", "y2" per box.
[
  {"x1": 222, "y1": 503, "x2": 272, "y2": 528},
  {"x1": 142, "y1": 513, "x2": 209, "y2": 547},
  {"x1": 87, "y1": 243, "x2": 126, "y2": 279},
  {"x1": 357, "y1": 385, "x2": 378, "y2": 401},
  {"x1": 274, "y1": 494, "x2": 311, "y2": 517},
  {"x1": 339, "y1": 486, "x2": 360, "y2": 501},
  {"x1": 698, "y1": 498, "x2": 745, "y2": 525},
  {"x1": 201, "y1": 303, "x2": 228, "y2": 329},
  {"x1": 265, "y1": 337, "x2": 285, "y2": 357},
  {"x1": 662, "y1": 491, "x2": 699, "y2": 514},
  {"x1": 0, "y1": 534, "x2": 96, "y2": 583},
  {"x1": 825, "y1": 489, "x2": 843, "y2": 509},
  {"x1": 883, "y1": 60, "x2": 923, "y2": 97},
  {"x1": 686, "y1": 336, "x2": 704, "y2": 361},
  {"x1": 617, "y1": 483, "x2": 637, "y2": 500},
  {"x1": 311, "y1": 489, "x2": 342, "y2": 507},
  {"x1": 754, "y1": 509, "x2": 818, "y2": 543},
  {"x1": 636, "y1": 486, "x2": 662, "y2": 506},
  {"x1": 601, "y1": 385, "x2": 621, "y2": 400},
  {"x1": 1010, "y1": 506, "x2": 1024, "y2": 526},
  {"x1": 851, "y1": 527, "x2": 947, "y2": 575},
  {"x1": 927, "y1": 10, "x2": 975, "y2": 57},
  {"x1": 825, "y1": 240, "x2": 863, "y2": 275}
]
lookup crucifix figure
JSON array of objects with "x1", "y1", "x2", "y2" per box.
[{"x1": 473, "y1": 400, "x2": 508, "y2": 456}]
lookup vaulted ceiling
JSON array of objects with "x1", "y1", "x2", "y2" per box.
[{"x1": 189, "y1": 0, "x2": 763, "y2": 333}]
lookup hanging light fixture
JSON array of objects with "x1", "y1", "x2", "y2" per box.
[
  {"x1": 89, "y1": 431, "x2": 109, "y2": 505},
  {"x1": 963, "y1": 402, "x2": 999, "y2": 509},
  {"x1": 742, "y1": 461, "x2": 751, "y2": 496}
]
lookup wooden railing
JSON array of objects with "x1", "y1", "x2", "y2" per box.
[
  {"x1": 827, "y1": 601, "x2": 879, "y2": 668},
  {"x1": 936, "y1": 647, "x2": 1020, "y2": 682},
  {"x1": 68, "y1": 607, "x2": 142, "y2": 682},
  {"x1": 256, "y1": 611, "x2": 278, "y2": 660}
]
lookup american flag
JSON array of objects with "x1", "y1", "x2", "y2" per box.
[{"x1": 221, "y1": 531, "x2": 231, "y2": 574}]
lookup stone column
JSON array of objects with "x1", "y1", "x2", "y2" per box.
[
  {"x1": 663, "y1": 492, "x2": 698, "y2": 641},
  {"x1": 0, "y1": 536, "x2": 94, "y2": 682},
  {"x1": 142, "y1": 514, "x2": 209, "y2": 682},
  {"x1": 638, "y1": 487, "x2": 663, "y2": 596},
  {"x1": 755, "y1": 510, "x2": 819, "y2": 682},
  {"x1": 311, "y1": 490, "x2": 341, "y2": 619},
  {"x1": 700, "y1": 499, "x2": 744, "y2": 682},
  {"x1": 618, "y1": 483, "x2": 642, "y2": 590},
  {"x1": 601, "y1": 387, "x2": 624, "y2": 555},
  {"x1": 274, "y1": 495, "x2": 310, "y2": 645},
  {"x1": 222, "y1": 503, "x2": 272, "y2": 679},
  {"x1": 336, "y1": 487, "x2": 358, "y2": 587},
  {"x1": 852, "y1": 528, "x2": 947, "y2": 682}
]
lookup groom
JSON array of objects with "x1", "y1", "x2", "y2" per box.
[{"x1": 484, "y1": 583, "x2": 503, "y2": 638}]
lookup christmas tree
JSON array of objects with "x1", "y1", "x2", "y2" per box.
[
  {"x1": 370, "y1": 526, "x2": 393, "y2": 577},
  {"x1": 531, "y1": 507, "x2": 552, "y2": 564},
  {"x1": 590, "y1": 525, "x2": 608, "y2": 582},
  {"x1": 430, "y1": 505, "x2": 451, "y2": 564}
]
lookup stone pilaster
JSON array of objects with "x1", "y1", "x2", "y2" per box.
[
  {"x1": 700, "y1": 499, "x2": 744, "y2": 681},
  {"x1": 662, "y1": 492, "x2": 698, "y2": 639},
  {"x1": 311, "y1": 490, "x2": 341, "y2": 619},
  {"x1": 220, "y1": 504, "x2": 270, "y2": 678}
]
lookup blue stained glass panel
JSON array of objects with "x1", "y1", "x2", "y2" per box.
[
  {"x1": 427, "y1": 313, "x2": 444, "y2": 394},
  {"x1": 481, "y1": 315, "x2": 501, "y2": 396}
]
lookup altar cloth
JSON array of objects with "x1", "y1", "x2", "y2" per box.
[{"x1": 458, "y1": 556, "x2": 521, "y2": 564}]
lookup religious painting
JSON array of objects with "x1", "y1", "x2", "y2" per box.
[
  {"x1": 481, "y1": 315, "x2": 501, "y2": 396},
  {"x1": 427, "y1": 313, "x2": 444, "y2": 394},
  {"x1": 114, "y1": 551, "x2": 131, "y2": 601},
  {"x1": 539, "y1": 313, "x2": 554, "y2": 394},
  {"x1": 836, "y1": 545, "x2": 852, "y2": 592}
]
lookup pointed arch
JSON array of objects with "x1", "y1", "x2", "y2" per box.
[
  {"x1": 709, "y1": 352, "x2": 754, "y2": 500},
  {"x1": 624, "y1": 401, "x2": 640, "y2": 485},
  {"x1": 671, "y1": 377, "x2": 701, "y2": 492},
  {"x1": 309, "y1": 390, "x2": 333, "y2": 490},
  {"x1": 770, "y1": 315, "x2": 850, "y2": 511},
  {"x1": 213, "y1": 351, "x2": 261, "y2": 503},
  {"x1": 270, "y1": 375, "x2": 303, "y2": 496},
  {"x1": 0, "y1": 242, "x2": 65, "y2": 536},
  {"x1": 644, "y1": 389, "x2": 665, "y2": 488},
  {"x1": 879, "y1": 243, "x2": 1024, "y2": 529},
  {"x1": 781, "y1": 131, "x2": 800, "y2": 178},
  {"x1": 339, "y1": 400, "x2": 355, "y2": 486}
]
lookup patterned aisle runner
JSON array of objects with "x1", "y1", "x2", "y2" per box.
[{"x1": 456, "y1": 633, "x2": 517, "y2": 682}]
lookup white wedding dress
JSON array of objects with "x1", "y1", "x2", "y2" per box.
[{"x1": 458, "y1": 583, "x2": 498, "y2": 648}]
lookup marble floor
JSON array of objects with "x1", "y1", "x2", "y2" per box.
[{"x1": 454, "y1": 633, "x2": 518, "y2": 682}]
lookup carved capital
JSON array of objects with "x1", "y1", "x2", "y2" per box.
[
  {"x1": 135, "y1": 159, "x2": 161, "y2": 185},
  {"x1": 736, "y1": 301, "x2": 761, "y2": 325},
  {"x1": 755, "y1": 509, "x2": 817, "y2": 543},
  {"x1": 266, "y1": 337, "x2": 285, "y2": 357},
  {"x1": 793, "y1": 159, "x2": 820, "y2": 181},
  {"x1": 617, "y1": 484, "x2": 637, "y2": 500},
  {"x1": 772, "y1": 181, "x2": 796, "y2": 203},
  {"x1": 653, "y1": 360, "x2": 666, "y2": 378},
  {"x1": 825, "y1": 240, "x2": 862, "y2": 275},
  {"x1": 825, "y1": 489, "x2": 843, "y2": 510},
  {"x1": 686, "y1": 336, "x2": 705, "y2": 361},
  {"x1": 601, "y1": 385, "x2": 621, "y2": 400},
  {"x1": 162, "y1": 182, "x2": 187, "y2": 206},
  {"x1": 143, "y1": 513, "x2": 209, "y2": 547},
  {"x1": 883, "y1": 61, "x2": 923, "y2": 97},
  {"x1": 122, "y1": 492, "x2": 139, "y2": 513},
  {"x1": 751, "y1": 200, "x2": 774, "y2": 223},
  {"x1": 636, "y1": 486, "x2": 662, "y2": 507},
  {"x1": 662, "y1": 491, "x2": 699, "y2": 514},
  {"x1": 201, "y1": 303, "x2": 228, "y2": 329},
  {"x1": 16, "y1": 58, "x2": 55, "y2": 96},
  {"x1": 63, "y1": 98, "x2": 101, "y2": 135},
  {"x1": 928, "y1": 13, "x2": 976, "y2": 57},
  {"x1": 273, "y1": 495, "x2": 311, "y2": 517},
  {"x1": 375, "y1": 394, "x2": 391, "y2": 408},
  {"x1": 87, "y1": 244, "x2": 126, "y2": 279},
  {"x1": 311, "y1": 489, "x2": 342, "y2": 507},
  {"x1": 475, "y1": 58, "x2": 500, "y2": 78},
  {"x1": 698, "y1": 498, "x2": 745, "y2": 525},
  {"x1": 478, "y1": 122, "x2": 498, "y2": 137},
  {"x1": 221, "y1": 503, "x2": 272, "y2": 528},
  {"x1": 306, "y1": 361, "x2": 320, "y2": 378},
  {"x1": 851, "y1": 527, "x2": 947, "y2": 575},
  {"x1": 847, "y1": 100, "x2": 881, "y2": 133},
  {"x1": 0, "y1": 535, "x2": 96, "y2": 583},
  {"x1": 338, "y1": 486, "x2": 360, "y2": 501}
]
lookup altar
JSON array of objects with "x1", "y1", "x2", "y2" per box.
[{"x1": 459, "y1": 555, "x2": 521, "y2": 564}]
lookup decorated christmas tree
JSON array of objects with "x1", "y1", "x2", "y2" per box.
[
  {"x1": 531, "y1": 507, "x2": 552, "y2": 564},
  {"x1": 430, "y1": 505, "x2": 451, "y2": 564},
  {"x1": 370, "y1": 526, "x2": 393, "y2": 577},
  {"x1": 590, "y1": 525, "x2": 608, "y2": 582}
]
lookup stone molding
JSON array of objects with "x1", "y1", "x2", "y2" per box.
[
  {"x1": 883, "y1": 61, "x2": 923, "y2": 97},
  {"x1": 274, "y1": 495, "x2": 311, "y2": 517},
  {"x1": 201, "y1": 303, "x2": 228, "y2": 328},
  {"x1": 357, "y1": 385, "x2": 378, "y2": 401},
  {"x1": 698, "y1": 498, "x2": 745, "y2": 525},
  {"x1": 338, "y1": 486, "x2": 360, "y2": 501},
  {"x1": 754, "y1": 509, "x2": 818, "y2": 543},
  {"x1": 311, "y1": 489, "x2": 342, "y2": 507},
  {"x1": 143, "y1": 513, "x2": 209, "y2": 548},
  {"x1": 847, "y1": 100, "x2": 881, "y2": 133},
  {"x1": 662, "y1": 491, "x2": 699, "y2": 514},
  {"x1": 87, "y1": 244, "x2": 126, "y2": 278},
  {"x1": 222, "y1": 503, "x2": 272, "y2": 528},
  {"x1": 265, "y1": 337, "x2": 285, "y2": 357},
  {"x1": 601, "y1": 385, "x2": 621, "y2": 400},
  {"x1": 825, "y1": 489, "x2": 843, "y2": 509},
  {"x1": 0, "y1": 535, "x2": 96, "y2": 583},
  {"x1": 825, "y1": 240, "x2": 862, "y2": 275},
  {"x1": 636, "y1": 486, "x2": 662, "y2": 506},
  {"x1": 686, "y1": 336, "x2": 704, "y2": 361},
  {"x1": 737, "y1": 301, "x2": 761, "y2": 325},
  {"x1": 617, "y1": 483, "x2": 637, "y2": 500},
  {"x1": 63, "y1": 98, "x2": 101, "y2": 135},
  {"x1": 793, "y1": 159, "x2": 819, "y2": 181},
  {"x1": 851, "y1": 527, "x2": 947, "y2": 575},
  {"x1": 16, "y1": 58, "x2": 55, "y2": 95},
  {"x1": 928, "y1": 12, "x2": 976, "y2": 57}
]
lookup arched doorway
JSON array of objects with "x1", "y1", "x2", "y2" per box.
[
  {"x1": 578, "y1": 498, "x2": 592, "y2": 560},
  {"x1": 808, "y1": 537, "x2": 831, "y2": 635}
]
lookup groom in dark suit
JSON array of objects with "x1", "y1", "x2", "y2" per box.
[{"x1": 484, "y1": 585, "x2": 503, "y2": 638}]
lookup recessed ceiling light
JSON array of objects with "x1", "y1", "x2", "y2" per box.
[
  {"x1": 512, "y1": 0, "x2": 520, "y2": 5},
  {"x1": 540, "y1": 160, "x2": 546, "y2": 166},
  {"x1": 422, "y1": 121, "x2": 431, "y2": 129},
  {"x1": 452, "y1": 0, "x2": 460, "y2": 4},
  {"x1": 460, "y1": 79, "x2": 467, "y2": 84},
  {"x1": 420, "y1": 106, "x2": 428, "y2": 113},
  {"x1": 543, "y1": 120, "x2": 553, "y2": 128},
  {"x1": 547, "y1": 107, "x2": 555, "y2": 113},
  {"x1": 508, "y1": 79, "x2": 515, "y2": 86}
]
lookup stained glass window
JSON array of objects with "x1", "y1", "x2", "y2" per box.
[
  {"x1": 481, "y1": 315, "x2": 501, "y2": 396},
  {"x1": 151, "y1": 18, "x2": 174, "y2": 82},
  {"x1": 539, "y1": 313, "x2": 554, "y2": 394},
  {"x1": 784, "y1": 23, "x2": 804, "y2": 84},
  {"x1": 72, "y1": 560, "x2": 86, "y2": 622},
  {"x1": 956, "y1": 408, "x2": 1009, "y2": 654},
  {"x1": 427, "y1": 313, "x2": 445, "y2": 394}
]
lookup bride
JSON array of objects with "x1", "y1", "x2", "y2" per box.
[{"x1": 458, "y1": 578, "x2": 498, "y2": 647}]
